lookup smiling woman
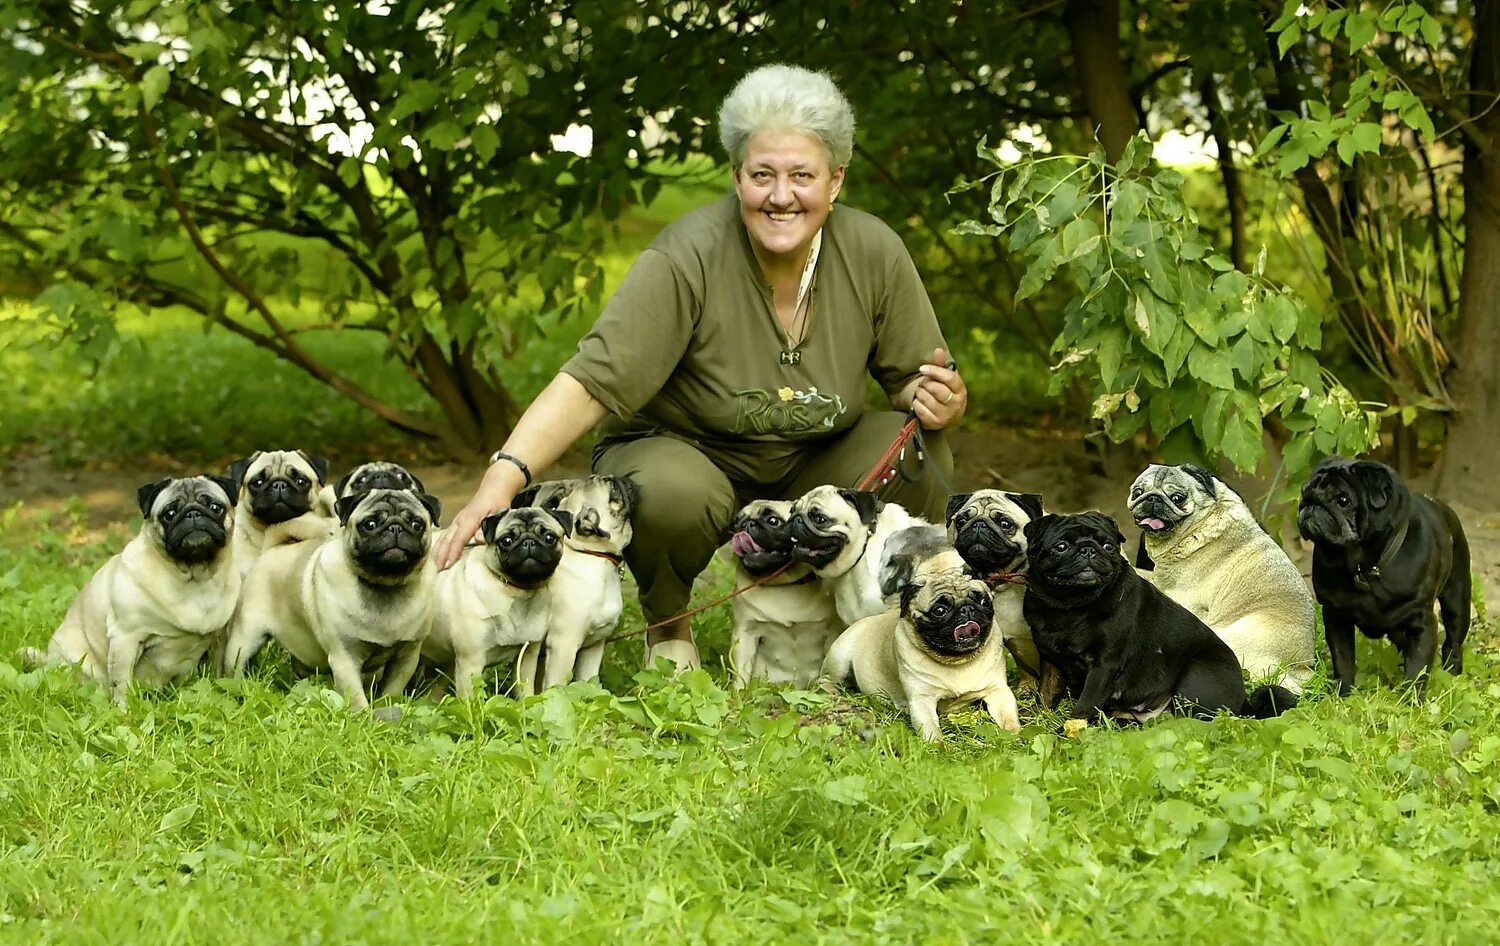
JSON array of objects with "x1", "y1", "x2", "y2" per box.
[{"x1": 436, "y1": 64, "x2": 971, "y2": 673}]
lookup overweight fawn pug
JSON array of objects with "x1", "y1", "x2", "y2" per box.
[
  {"x1": 788, "y1": 485, "x2": 927, "y2": 625},
  {"x1": 822, "y1": 567, "x2": 1021, "y2": 742},
  {"x1": 423, "y1": 507, "x2": 573, "y2": 698},
  {"x1": 227, "y1": 449, "x2": 336, "y2": 575},
  {"x1": 21, "y1": 475, "x2": 239, "y2": 708},
  {"x1": 727, "y1": 499, "x2": 840, "y2": 689},
  {"x1": 225, "y1": 488, "x2": 442, "y2": 710}
]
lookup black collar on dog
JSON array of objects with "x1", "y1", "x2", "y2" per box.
[{"x1": 1353, "y1": 516, "x2": 1410, "y2": 591}]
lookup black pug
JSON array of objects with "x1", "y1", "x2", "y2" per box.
[
  {"x1": 1297, "y1": 456, "x2": 1471, "y2": 695},
  {"x1": 1023, "y1": 511, "x2": 1297, "y2": 725}
]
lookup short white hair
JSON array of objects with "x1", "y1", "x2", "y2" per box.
[{"x1": 717, "y1": 64, "x2": 855, "y2": 170}]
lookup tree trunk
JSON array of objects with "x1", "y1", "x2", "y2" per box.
[
  {"x1": 1201, "y1": 73, "x2": 1248, "y2": 272},
  {"x1": 1437, "y1": 0, "x2": 1500, "y2": 503},
  {"x1": 1066, "y1": 0, "x2": 1139, "y2": 163}
]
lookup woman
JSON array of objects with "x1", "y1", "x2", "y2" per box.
[{"x1": 435, "y1": 64, "x2": 968, "y2": 671}]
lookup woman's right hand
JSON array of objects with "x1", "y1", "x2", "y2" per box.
[{"x1": 433, "y1": 460, "x2": 528, "y2": 571}]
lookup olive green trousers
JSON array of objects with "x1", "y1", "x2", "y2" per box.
[{"x1": 593, "y1": 412, "x2": 954, "y2": 623}]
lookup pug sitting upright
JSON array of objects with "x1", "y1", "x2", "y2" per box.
[
  {"x1": 1298, "y1": 456, "x2": 1471, "y2": 695},
  {"x1": 21, "y1": 475, "x2": 239, "y2": 708},
  {"x1": 423, "y1": 507, "x2": 573, "y2": 699},
  {"x1": 727, "y1": 499, "x2": 841, "y2": 689},
  {"x1": 512, "y1": 474, "x2": 638, "y2": 689},
  {"x1": 945, "y1": 490, "x2": 1045, "y2": 683},
  {"x1": 225, "y1": 488, "x2": 442, "y2": 710},
  {"x1": 1129, "y1": 464, "x2": 1316, "y2": 692},
  {"x1": 822, "y1": 567, "x2": 1021, "y2": 742},
  {"x1": 227, "y1": 449, "x2": 336, "y2": 574},
  {"x1": 789, "y1": 485, "x2": 927, "y2": 625}
]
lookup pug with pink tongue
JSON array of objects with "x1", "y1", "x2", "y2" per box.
[
  {"x1": 821, "y1": 566, "x2": 1021, "y2": 742},
  {"x1": 726, "y1": 500, "x2": 840, "y2": 689}
]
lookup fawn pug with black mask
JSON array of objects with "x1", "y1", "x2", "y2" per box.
[
  {"x1": 727, "y1": 499, "x2": 840, "y2": 689},
  {"x1": 1298, "y1": 456, "x2": 1471, "y2": 695},
  {"x1": 944, "y1": 489, "x2": 1045, "y2": 683},
  {"x1": 789, "y1": 485, "x2": 927, "y2": 625},
  {"x1": 822, "y1": 567, "x2": 1021, "y2": 742},
  {"x1": 227, "y1": 449, "x2": 336, "y2": 574},
  {"x1": 1130, "y1": 463, "x2": 1316, "y2": 692},
  {"x1": 423, "y1": 507, "x2": 573, "y2": 699},
  {"x1": 225, "y1": 488, "x2": 442, "y2": 710},
  {"x1": 21, "y1": 476, "x2": 239, "y2": 708},
  {"x1": 1024, "y1": 511, "x2": 1297, "y2": 732}
]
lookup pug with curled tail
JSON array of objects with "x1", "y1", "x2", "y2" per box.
[
  {"x1": 225, "y1": 488, "x2": 442, "y2": 710},
  {"x1": 788, "y1": 485, "x2": 927, "y2": 625},
  {"x1": 423, "y1": 507, "x2": 573, "y2": 699},
  {"x1": 726, "y1": 499, "x2": 840, "y2": 689},
  {"x1": 227, "y1": 449, "x2": 336, "y2": 574},
  {"x1": 1297, "y1": 456, "x2": 1471, "y2": 695},
  {"x1": 20, "y1": 475, "x2": 240, "y2": 708},
  {"x1": 1129, "y1": 464, "x2": 1316, "y2": 693},
  {"x1": 944, "y1": 490, "x2": 1045, "y2": 683},
  {"x1": 822, "y1": 567, "x2": 1020, "y2": 742}
]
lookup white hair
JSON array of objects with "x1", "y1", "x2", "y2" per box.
[{"x1": 717, "y1": 64, "x2": 855, "y2": 170}]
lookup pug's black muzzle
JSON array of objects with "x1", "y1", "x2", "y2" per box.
[
  {"x1": 353, "y1": 472, "x2": 412, "y2": 493},
  {"x1": 352, "y1": 522, "x2": 427, "y2": 578},
  {"x1": 788, "y1": 516, "x2": 843, "y2": 566},
  {"x1": 494, "y1": 538, "x2": 563, "y2": 587},
  {"x1": 954, "y1": 522, "x2": 1023, "y2": 573},
  {"x1": 250, "y1": 478, "x2": 312, "y2": 524},
  {"x1": 1297, "y1": 502, "x2": 1356, "y2": 545},
  {"x1": 917, "y1": 597, "x2": 995, "y2": 656},
  {"x1": 1130, "y1": 495, "x2": 1179, "y2": 532},
  {"x1": 164, "y1": 508, "x2": 229, "y2": 563},
  {"x1": 1038, "y1": 542, "x2": 1118, "y2": 589}
]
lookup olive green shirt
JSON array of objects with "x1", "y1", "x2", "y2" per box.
[{"x1": 562, "y1": 194, "x2": 946, "y2": 484}]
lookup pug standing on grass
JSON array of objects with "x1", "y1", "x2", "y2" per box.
[
  {"x1": 20, "y1": 476, "x2": 240, "y2": 709},
  {"x1": 726, "y1": 499, "x2": 841, "y2": 689},
  {"x1": 1297, "y1": 456, "x2": 1471, "y2": 695},
  {"x1": 1129, "y1": 464, "x2": 1316, "y2": 693},
  {"x1": 945, "y1": 489, "x2": 1045, "y2": 683},
  {"x1": 512, "y1": 475, "x2": 638, "y2": 688},
  {"x1": 225, "y1": 488, "x2": 442, "y2": 710},
  {"x1": 227, "y1": 449, "x2": 336, "y2": 575},
  {"x1": 789, "y1": 485, "x2": 927, "y2": 625},
  {"x1": 423, "y1": 507, "x2": 573, "y2": 699},
  {"x1": 822, "y1": 567, "x2": 1021, "y2": 742}
]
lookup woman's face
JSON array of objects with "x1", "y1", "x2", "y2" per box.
[{"x1": 733, "y1": 129, "x2": 844, "y2": 266}]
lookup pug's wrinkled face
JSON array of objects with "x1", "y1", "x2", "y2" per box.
[
  {"x1": 729, "y1": 499, "x2": 798, "y2": 577},
  {"x1": 945, "y1": 489, "x2": 1043, "y2": 578},
  {"x1": 229, "y1": 450, "x2": 330, "y2": 526},
  {"x1": 334, "y1": 461, "x2": 424, "y2": 500},
  {"x1": 334, "y1": 488, "x2": 442, "y2": 582},
  {"x1": 1128, "y1": 464, "x2": 1219, "y2": 537},
  {"x1": 788, "y1": 485, "x2": 882, "y2": 573},
  {"x1": 514, "y1": 474, "x2": 638, "y2": 548},
  {"x1": 1297, "y1": 457, "x2": 1409, "y2": 548},
  {"x1": 899, "y1": 568, "x2": 996, "y2": 657},
  {"x1": 138, "y1": 475, "x2": 238, "y2": 565},
  {"x1": 480, "y1": 507, "x2": 574, "y2": 588},
  {"x1": 1024, "y1": 512, "x2": 1127, "y2": 593}
]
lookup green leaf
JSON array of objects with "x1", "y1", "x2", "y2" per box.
[
  {"x1": 1269, "y1": 296, "x2": 1299, "y2": 344},
  {"x1": 1188, "y1": 344, "x2": 1235, "y2": 390},
  {"x1": 1110, "y1": 180, "x2": 1148, "y2": 231},
  {"x1": 471, "y1": 123, "x2": 500, "y2": 162},
  {"x1": 1399, "y1": 100, "x2": 1436, "y2": 140},
  {"x1": 140, "y1": 64, "x2": 170, "y2": 112},
  {"x1": 1278, "y1": 23, "x2": 1302, "y2": 57},
  {"x1": 1253, "y1": 124, "x2": 1289, "y2": 160},
  {"x1": 1195, "y1": 389, "x2": 1231, "y2": 448},
  {"x1": 820, "y1": 776, "x2": 869, "y2": 805},
  {"x1": 1345, "y1": 10, "x2": 1377, "y2": 49},
  {"x1": 1351, "y1": 122, "x2": 1383, "y2": 155},
  {"x1": 158, "y1": 802, "x2": 198, "y2": 834},
  {"x1": 1231, "y1": 333, "x2": 1260, "y2": 380},
  {"x1": 1222, "y1": 391, "x2": 1264, "y2": 471}
]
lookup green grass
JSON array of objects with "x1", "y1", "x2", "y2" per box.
[{"x1": 3, "y1": 501, "x2": 1499, "y2": 943}]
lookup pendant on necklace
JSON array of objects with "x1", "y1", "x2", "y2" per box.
[{"x1": 779, "y1": 350, "x2": 801, "y2": 366}]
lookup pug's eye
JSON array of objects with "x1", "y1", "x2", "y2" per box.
[
  {"x1": 931, "y1": 603, "x2": 950, "y2": 618},
  {"x1": 250, "y1": 475, "x2": 266, "y2": 488},
  {"x1": 1171, "y1": 493, "x2": 1187, "y2": 504},
  {"x1": 542, "y1": 532, "x2": 556, "y2": 545},
  {"x1": 812, "y1": 511, "x2": 829, "y2": 526},
  {"x1": 360, "y1": 517, "x2": 380, "y2": 533},
  {"x1": 354, "y1": 475, "x2": 369, "y2": 488},
  {"x1": 543, "y1": 497, "x2": 562, "y2": 511},
  {"x1": 766, "y1": 515, "x2": 782, "y2": 527},
  {"x1": 1053, "y1": 540, "x2": 1069, "y2": 553},
  {"x1": 293, "y1": 472, "x2": 310, "y2": 487},
  {"x1": 999, "y1": 518, "x2": 1015, "y2": 534},
  {"x1": 159, "y1": 506, "x2": 178, "y2": 522},
  {"x1": 1103, "y1": 542, "x2": 1115, "y2": 552},
  {"x1": 1337, "y1": 495, "x2": 1351, "y2": 507},
  {"x1": 409, "y1": 518, "x2": 426, "y2": 533},
  {"x1": 209, "y1": 502, "x2": 225, "y2": 516},
  {"x1": 1131, "y1": 486, "x2": 1143, "y2": 498},
  {"x1": 500, "y1": 535, "x2": 515, "y2": 548},
  {"x1": 954, "y1": 511, "x2": 971, "y2": 526}
]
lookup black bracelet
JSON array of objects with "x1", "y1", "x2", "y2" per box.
[{"x1": 488, "y1": 450, "x2": 532, "y2": 488}]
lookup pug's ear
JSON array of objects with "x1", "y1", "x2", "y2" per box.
[
  {"x1": 549, "y1": 509, "x2": 575, "y2": 537},
  {"x1": 206, "y1": 475, "x2": 239, "y2": 507},
  {"x1": 406, "y1": 470, "x2": 427, "y2": 493},
  {"x1": 1352, "y1": 460, "x2": 1402, "y2": 510},
  {"x1": 335, "y1": 494, "x2": 364, "y2": 525},
  {"x1": 1023, "y1": 514, "x2": 1055, "y2": 543},
  {"x1": 898, "y1": 573, "x2": 925, "y2": 615},
  {"x1": 480, "y1": 513, "x2": 504, "y2": 545},
  {"x1": 1134, "y1": 534, "x2": 1155, "y2": 571},
  {"x1": 298, "y1": 451, "x2": 332, "y2": 485},
  {"x1": 226, "y1": 453, "x2": 259, "y2": 495},
  {"x1": 137, "y1": 478, "x2": 172, "y2": 519},
  {"x1": 945, "y1": 493, "x2": 973, "y2": 525},
  {"x1": 607, "y1": 474, "x2": 641, "y2": 517},
  {"x1": 416, "y1": 493, "x2": 443, "y2": 526},
  {"x1": 333, "y1": 468, "x2": 358, "y2": 498},
  {"x1": 512, "y1": 484, "x2": 541, "y2": 508},
  {"x1": 1006, "y1": 492, "x2": 1046, "y2": 522},
  {"x1": 1179, "y1": 464, "x2": 1218, "y2": 499},
  {"x1": 837, "y1": 489, "x2": 881, "y2": 527},
  {"x1": 879, "y1": 555, "x2": 915, "y2": 598}
]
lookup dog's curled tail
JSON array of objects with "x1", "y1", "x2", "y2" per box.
[
  {"x1": 15, "y1": 646, "x2": 48, "y2": 668},
  {"x1": 1244, "y1": 684, "x2": 1299, "y2": 719}
]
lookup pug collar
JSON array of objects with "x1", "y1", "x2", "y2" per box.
[
  {"x1": 576, "y1": 547, "x2": 625, "y2": 570},
  {"x1": 1353, "y1": 516, "x2": 1410, "y2": 591}
]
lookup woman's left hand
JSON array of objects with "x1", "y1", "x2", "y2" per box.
[{"x1": 910, "y1": 347, "x2": 967, "y2": 431}]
